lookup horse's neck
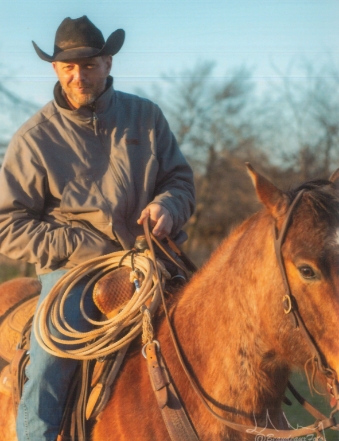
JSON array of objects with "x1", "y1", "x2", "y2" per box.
[{"x1": 169, "y1": 212, "x2": 289, "y2": 417}]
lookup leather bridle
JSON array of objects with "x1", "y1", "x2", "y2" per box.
[
  {"x1": 273, "y1": 189, "x2": 339, "y2": 420},
  {"x1": 143, "y1": 188, "x2": 339, "y2": 440}
]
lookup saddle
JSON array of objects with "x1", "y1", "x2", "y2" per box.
[
  {"x1": 0, "y1": 265, "x2": 186, "y2": 441},
  {"x1": 0, "y1": 233, "x2": 195, "y2": 441},
  {"x1": 0, "y1": 267, "x2": 136, "y2": 413}
]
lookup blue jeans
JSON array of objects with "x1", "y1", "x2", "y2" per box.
[{"x1": 16, "y1": 269, "x2": 99, "y2": 441}]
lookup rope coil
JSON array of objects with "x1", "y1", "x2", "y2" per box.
[{"x1": 34, "y1": 250, "x2": 169, "y2": 360}]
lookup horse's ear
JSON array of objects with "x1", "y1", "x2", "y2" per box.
[
  {"x1": 329, "y1": 168, "x2": 339, "y2": 189},
  {"x1": 246, "y1": 163, "x2": 289, "y2": 218}
]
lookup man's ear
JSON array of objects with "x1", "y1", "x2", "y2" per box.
[
  {"x1": 329, "y1": 168, "x2": 339, "y2": 190},
  {"x1": 246, "y1": 163, "x2": 289, "y2": 219},
  {"x1": 105, "y1": 56, "x2": 113, "y2": 75}
]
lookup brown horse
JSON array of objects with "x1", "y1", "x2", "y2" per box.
[{"x1": 0, "y1": 165, "x2": 338, "y2": 440}]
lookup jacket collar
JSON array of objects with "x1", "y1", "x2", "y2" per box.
[{"x1": 54, "y1": 75, "x2": 114, "y2": 118}]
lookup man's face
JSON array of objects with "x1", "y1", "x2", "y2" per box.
[{"x1": 52, "y1": 56, "x2": 112, "y2": 108}]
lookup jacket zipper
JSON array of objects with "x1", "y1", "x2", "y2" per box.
[
  {"x1": 92, "y1": 110, "x2": 126, "y2": 193},
  {"x1": 92, "y1": 112, "x2": 99, "y2": 136}
]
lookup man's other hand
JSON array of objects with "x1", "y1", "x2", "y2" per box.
[{"x1": 137, "y1": 204, "x2": 173, "y2": 239}]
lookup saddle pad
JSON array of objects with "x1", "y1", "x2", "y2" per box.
[
  {"x1": 93, "y1": 267, "x2": 135, "y2": 317},
  {"x1": 0, "y1": 296, "x2": 38, "y2": 362}
]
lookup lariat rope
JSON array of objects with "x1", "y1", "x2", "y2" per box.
[{"x1": 34, "y1": 250, "x2": 169, "y2": 360}]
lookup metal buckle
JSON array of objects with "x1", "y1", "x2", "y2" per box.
[
  {"x1": 142, "y1": 340, "x2": 160, "y2": 359},
  {"x1": 283, "y1": 294, "x2": 292, "y2": 314}
]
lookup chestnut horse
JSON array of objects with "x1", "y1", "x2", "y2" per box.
[{"x1": 0, "y1": 165, "x2": 338, "y2": 440}]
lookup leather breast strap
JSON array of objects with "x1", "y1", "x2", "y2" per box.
[
  {"x1": 145, "y1": 341, "x2": 336, "y2": 440},
  {"x1": 145, "y1": 341, "x2": 199, "y2": 441}
]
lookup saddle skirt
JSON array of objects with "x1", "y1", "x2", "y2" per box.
[
  {"x1": 0, "y1": 296, "x2": 38, "y2": 363},
  {"x1": 0, "y1": 295, "x2": 38, "y2": 398}
]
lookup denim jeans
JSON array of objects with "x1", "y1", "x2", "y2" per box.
[{"x1": 16, "y1": 269, "x2": 99, "y2": 441}]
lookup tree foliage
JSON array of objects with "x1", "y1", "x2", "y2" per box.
[{"x1": 258, "y1": 60, "x2": 339, "y2": 180}]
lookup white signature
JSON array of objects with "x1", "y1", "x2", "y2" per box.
[{"x1": 245, "y1": 409, "x2": 326, "y2": 441}]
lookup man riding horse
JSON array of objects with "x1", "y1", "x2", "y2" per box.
[{"x1": 0, "y1": 16, "x2": 195, "y2": 441}]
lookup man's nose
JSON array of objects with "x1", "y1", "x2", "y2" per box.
[{"x1": 72, "y1": 66, "x2": 86, "y2": 82}]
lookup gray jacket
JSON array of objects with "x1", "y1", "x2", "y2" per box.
[{"x1": 0, "y1": 79, "x2": 195, "y2": 274}]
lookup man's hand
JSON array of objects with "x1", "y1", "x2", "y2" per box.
[{"x1": 137, "y1": 204, "x2": 173, "y2": 239}]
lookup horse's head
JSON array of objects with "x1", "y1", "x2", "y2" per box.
[{"x1": 247, "y1": 163, "x2": 339, "y2": 389}]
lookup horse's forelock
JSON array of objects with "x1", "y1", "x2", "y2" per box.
[
  {"x1": 288, "y1": 180, "x2": 339, "y2": 221},
  {"x1": 329, "y1": 228, "x2": 339, "y2": 250}
]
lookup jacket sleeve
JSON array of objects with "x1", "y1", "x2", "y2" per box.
[
  {"x1": 150, "y1": 106, "x2": 195, "y2": 237},
  {"x1": 0, "y1": 134, "x2": 117, "y2": 271}
]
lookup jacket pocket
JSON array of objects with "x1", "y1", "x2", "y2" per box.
[{"x1": 60, "y1": 173, "x2": 115, "y2": 240}]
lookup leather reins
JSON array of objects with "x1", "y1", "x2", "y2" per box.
[{"x1": 142, "y1": 189, "x2": 339, "y2": 440}]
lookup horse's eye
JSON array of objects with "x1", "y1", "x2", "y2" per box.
[{"x1": 298, "y1": 265, "x2": 316, "y2": 279}]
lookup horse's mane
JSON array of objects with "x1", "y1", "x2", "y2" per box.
[{"x1": 288, "y1": 179, "x2": 339, "y2": 221}]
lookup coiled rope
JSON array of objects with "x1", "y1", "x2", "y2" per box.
[{"x1": 33, "y1": 249, "x2": 170, "y2": 360}]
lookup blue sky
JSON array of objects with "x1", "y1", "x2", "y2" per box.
[{"x1": 0, "y1": 0, "x2": 338, "y2": 105}]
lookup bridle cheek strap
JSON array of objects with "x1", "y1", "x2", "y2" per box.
[
  {"x1": 274, "y1": 190, "x2": 339, "y2": 405},
  {"x1": 273, "y1": 189, "x2": 305, "y2": 324}
]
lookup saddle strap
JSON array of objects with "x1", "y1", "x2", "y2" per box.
[
  {"x1": 10, "y1": 348, "x2": 29, "y2": 417},
  {"x1": 86, "y1": 344, "x2": 130, "y2": 420},
  {"x1": 56, "y1": 436, "x2": 72, "y2": 441},
  {"x1": 145, "y1": 342, "x2": 199, "y2": 441},
  {"x1": 75, "y1": 360, "x2": 91, "y2": 440},
  {"x1": 57, "y1": 364, "x2": 81, "y2": 441}
]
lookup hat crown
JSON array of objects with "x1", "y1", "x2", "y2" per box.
[
  {"x1": 32, "y1": 16, "x2": 125, "y2": 62},
  {"x1": 54, "y1": 16, "x2": 105, "y2": 54}
]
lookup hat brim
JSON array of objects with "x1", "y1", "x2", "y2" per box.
[{"x1": 33, "y1": 29, "x2": 125, "y2": 62}]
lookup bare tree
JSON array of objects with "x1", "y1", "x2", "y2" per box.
[
  {"x1": 0, "y1": 80, "x2": 39, "y2": 166},
  {"x1": 0, "y1": 79, "x2": 38, "y2": 279},
  {"x1": 141, "y1": 59, "x2": 339, "y2": 264},
  {"x1": 142, "y1": 62, "x2": 273, "y2": 264},
  {"x1": 259, "y1": 60, "x2": 339, "y2": 181}
]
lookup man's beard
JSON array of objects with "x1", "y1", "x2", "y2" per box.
[
  {"x1": 67, "y1": 91, "x2": 97, "y2": 106},
  {"x1": 64, "y1": 80, "x2": 106, "y2": 107}
]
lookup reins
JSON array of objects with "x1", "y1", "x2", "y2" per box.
[{"x1": 141, "y1": 191, "x2": 339, "y2": 440}]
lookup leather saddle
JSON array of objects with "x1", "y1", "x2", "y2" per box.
[
  {"x1": 0, "y1": 261, "x2": 187, "y2": 441},
  {"x1": 0, "y1": 268, "x2": 142, "y2": 426}
]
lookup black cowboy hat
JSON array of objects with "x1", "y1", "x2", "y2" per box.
[{"x1": 32, "y1": 16, "x2": 125, "y2": 62}]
